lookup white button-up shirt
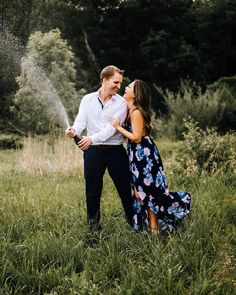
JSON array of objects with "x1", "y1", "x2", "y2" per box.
[{"x1": 72, "y1": 90, "x2": 128, "y2": 145}]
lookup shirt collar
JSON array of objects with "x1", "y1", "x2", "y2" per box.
[{"x1": 97, "y1": 89, "x2": 118, "y2": 101}]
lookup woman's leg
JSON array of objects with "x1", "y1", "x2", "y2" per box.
[
  {"x1": 148, "y1": 209, "x2": 159, "y2": 234},
  {"x1": 133, "y1": 187, "x2": 159, "y2": 234}
]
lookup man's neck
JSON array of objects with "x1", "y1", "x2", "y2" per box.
[{"x1": 99, "y1": 88, "x2": 112, "y2": 103}]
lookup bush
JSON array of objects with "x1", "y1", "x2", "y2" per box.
[
  {"x1": 0, "y1": 134, "x2": 23, "y2": 150},
  {"x1": 209, "y1": 75, "x2": 236, "y2": 132},
  {"x1": 156, "y1": 80, "x2": 235, "y2": 139},
  {"x1": 174, "y1": 118, "x2": 236, "y2": 175}
]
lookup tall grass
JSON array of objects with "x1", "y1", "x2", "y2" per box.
[
  {"x1": 0, "y1": 136, "x2": 235, "y2": 294},
  {"x1": 0, "y1": 136, "x2": 84, "y2": 175}
]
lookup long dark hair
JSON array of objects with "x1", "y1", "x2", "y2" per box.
[{"x1": 133, "y1": 79, "x2": 152, "y2": 135}]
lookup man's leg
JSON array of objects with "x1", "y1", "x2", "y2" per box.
[
  {"x1": 107, "y1": 146, "x2": 133, "y2": 226},
  {"x1": 84, "y1": 147, "x2": 106, "y2": 230}
]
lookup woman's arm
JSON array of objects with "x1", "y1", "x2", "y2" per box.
[{"x1": 111, "y1": 109, "x2": 144, "y2": 143}]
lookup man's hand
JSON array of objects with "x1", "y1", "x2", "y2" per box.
[
  {"x1": 65, "y1": 127, "x2": 76, "y2": 138},
  {"x1": 78, "y1": 136, "x2": 92, "y2": 151}
]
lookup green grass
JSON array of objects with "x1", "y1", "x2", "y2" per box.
[{"x1": 0, "y1": 138, "x2": 235, "y2": 294}]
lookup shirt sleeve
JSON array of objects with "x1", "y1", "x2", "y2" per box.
[
  {"x1": 71, "y1": 97, "x2": 87, "y2": 135},
  {"x1": 90, "y1": 99, "x2": 128, "y2": 144}
]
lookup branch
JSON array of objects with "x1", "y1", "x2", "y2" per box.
[
  {"x1": 7, "y1": 121, "x2": 26, "y2": 136},
  {"x1": 82, "y1": 29, "x2": 100, "y2": 73}
]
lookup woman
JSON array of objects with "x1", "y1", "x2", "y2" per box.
[{"x1": 111, "y1": 80, "x2": 191, "y2": 234}]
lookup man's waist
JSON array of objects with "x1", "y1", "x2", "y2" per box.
[
  {"x1": 91, "y1": 144, "x2": 123, "y2": 149},
  {"x1": 89, "y1": 136, "x2": 123, "y2": 146}
]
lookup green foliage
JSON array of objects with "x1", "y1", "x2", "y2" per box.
[
  {"x1": 0, "y1": 134, "x2": 23, "y2": 149},
  {"x1": 11, "y1": 29, "x2": 84, "y2": 134},
  {"x1": 157, "y1": 80, "x2": 235, "y2": 139},
  {"x1": 213, "y1": 75, "x2": 236, "y2": 95},
  {"x1": 0, "y1": 0, "x2": 34, "y2": 43},
  {"x1": 209, "y1": 75, "x2": 236, "y2": 131},
  {"x1": 26, "y1": 29, "x2": 80, "y2": 116},
  {"x1": 140, "y1": 29, "x2": 202, "y2": 90},
  {"x1": 0, "y1": 23, "x2": 23, "y2": 131},
  {"x1": 1, "y1": 0, "x2": 236, "y2": 134},
  {"x1": 191, "y1": 0, "x2": 236, "y2": 83},
  {"x1": 12, "y1": 75, "x2": 52, "y2": 134},
  {"x1": 174, "y1": 118, "x2": 236, "y2": 175}
]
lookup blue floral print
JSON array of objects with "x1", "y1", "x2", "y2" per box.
[
  {"x1": 125, "y1": 119, "x2": 191, "y2": 232},
  {"x1": 155, "y1": 170, "x2": 167, "y2": 189},
  {"x1": 143, "y1": 173, "x2": 154, "y2": 186},
  {"x1": 135, "y1": 144, "x2": 145, "y2": 160}
]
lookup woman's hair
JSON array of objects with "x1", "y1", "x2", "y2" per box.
[
  {"x1": 100, "y1": 65, "x2": 124, "y2": 82},
  {"x1": 133, "y1": 79, "x2": 152, "y2": 135}
]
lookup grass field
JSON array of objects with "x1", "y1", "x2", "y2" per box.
[{"x1": 0, "y1": 137, "x2": 235, "y2": 294}]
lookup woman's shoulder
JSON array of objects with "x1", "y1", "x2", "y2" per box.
[{"x1": 130, "y1": 107, "x2": 142, "y2": 118}]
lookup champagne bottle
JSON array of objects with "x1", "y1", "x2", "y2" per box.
[{"x1": 74, "y1": 134, "x2": 81, "y2": 145}]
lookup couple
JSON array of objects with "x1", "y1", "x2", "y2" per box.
[{"x1": 66, "y1": 65, "x2": 191, "y2": 234}]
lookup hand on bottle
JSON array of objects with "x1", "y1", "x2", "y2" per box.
[
  {"x1": 65, "y1": 127, "x2": 76, "y2": 138},
  {"x1": 78, "y1": 136, "x2": 92, "y2": 151}
]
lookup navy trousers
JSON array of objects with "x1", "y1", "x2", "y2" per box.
[{"x1": 83, "y1": 145, "x2": 133, "y2": 229}]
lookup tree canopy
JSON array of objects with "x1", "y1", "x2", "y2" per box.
[{"x1": 0, "y1": 0, "x2": 236, "y2": 133}]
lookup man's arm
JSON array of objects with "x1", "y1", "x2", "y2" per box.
[
  {"x1": 66, "y1": 97, "x2": 87, "y2": 146},
  {"x1": 71, "y1": 97, "x2": 87, "y2": 136},
  {"x1": 90, "y1": 100, "x2": 127, "y2": 144}
]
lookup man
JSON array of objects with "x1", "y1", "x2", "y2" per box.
[{"x1": 66, "y1": 65, "x2": 133, "y2": 231}]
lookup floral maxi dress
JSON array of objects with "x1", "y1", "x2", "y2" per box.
[{"x1": 126, "y1": 120, "x2": 191, "y2": 232}]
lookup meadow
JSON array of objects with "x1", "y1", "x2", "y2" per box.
[{"x1": 0, "y1": 136, "x2": 235, "y2": 295}]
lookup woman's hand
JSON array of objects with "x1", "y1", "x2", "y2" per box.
[{"x1": 110, "y1": 117, "x2": 120, "y2": 129}]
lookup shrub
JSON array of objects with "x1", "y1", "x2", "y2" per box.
[
  {"x1": 156, "y1": 80, "x2": 235, "y2": 139},
  {"x1": 0, "y1": 134, "x2": 23, "y2": 150},
  {"x1": 174, "y1": 118, "x2": 236, "y2": 175},
  {"x1": 209, "y1": 75, "x2": 236, "y2": 132}
]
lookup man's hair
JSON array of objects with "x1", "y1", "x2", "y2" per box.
[{"x1": 100, "y1": 65, "x2": 124, "y2": 82}]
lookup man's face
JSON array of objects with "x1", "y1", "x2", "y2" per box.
[{"x1": 104, "y1": 72, "x2": 123, "y2": 96}]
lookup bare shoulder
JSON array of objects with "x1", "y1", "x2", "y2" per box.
[
  {"x1": 130, "y1": 108, "x2": 144, "y2": 125},
  {"x1": 130, "y1": 108, "x2": 143, "y2": 119}
]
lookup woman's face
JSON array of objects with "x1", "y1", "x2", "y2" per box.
[{"x1": 123, "y1": 81, "x2": 135, "y2": 102}]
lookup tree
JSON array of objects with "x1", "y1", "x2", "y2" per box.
[
  {"x1": 11, "y1": 28, "x2": 84, "y2": 134},
  {"x1": 191, "y1": 0, "x2": 236, "y2": 83},
  {"x1": 1, "y1": 0, "x2": 236, "y2": 134},
  {"x1": 0, "y1": 0, "x2": 49, "y2": 132},
  {"x1": 0, "y1": 22, "x2": 26, "y2": 132}
]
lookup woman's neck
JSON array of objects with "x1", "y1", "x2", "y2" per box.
[{"x1": 127, "y1": 101, "x2": 134, "y2": 110}]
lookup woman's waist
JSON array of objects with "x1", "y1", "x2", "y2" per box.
[{"x1": 128, "y1": 135, "x2": 153, "y2": 144}]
